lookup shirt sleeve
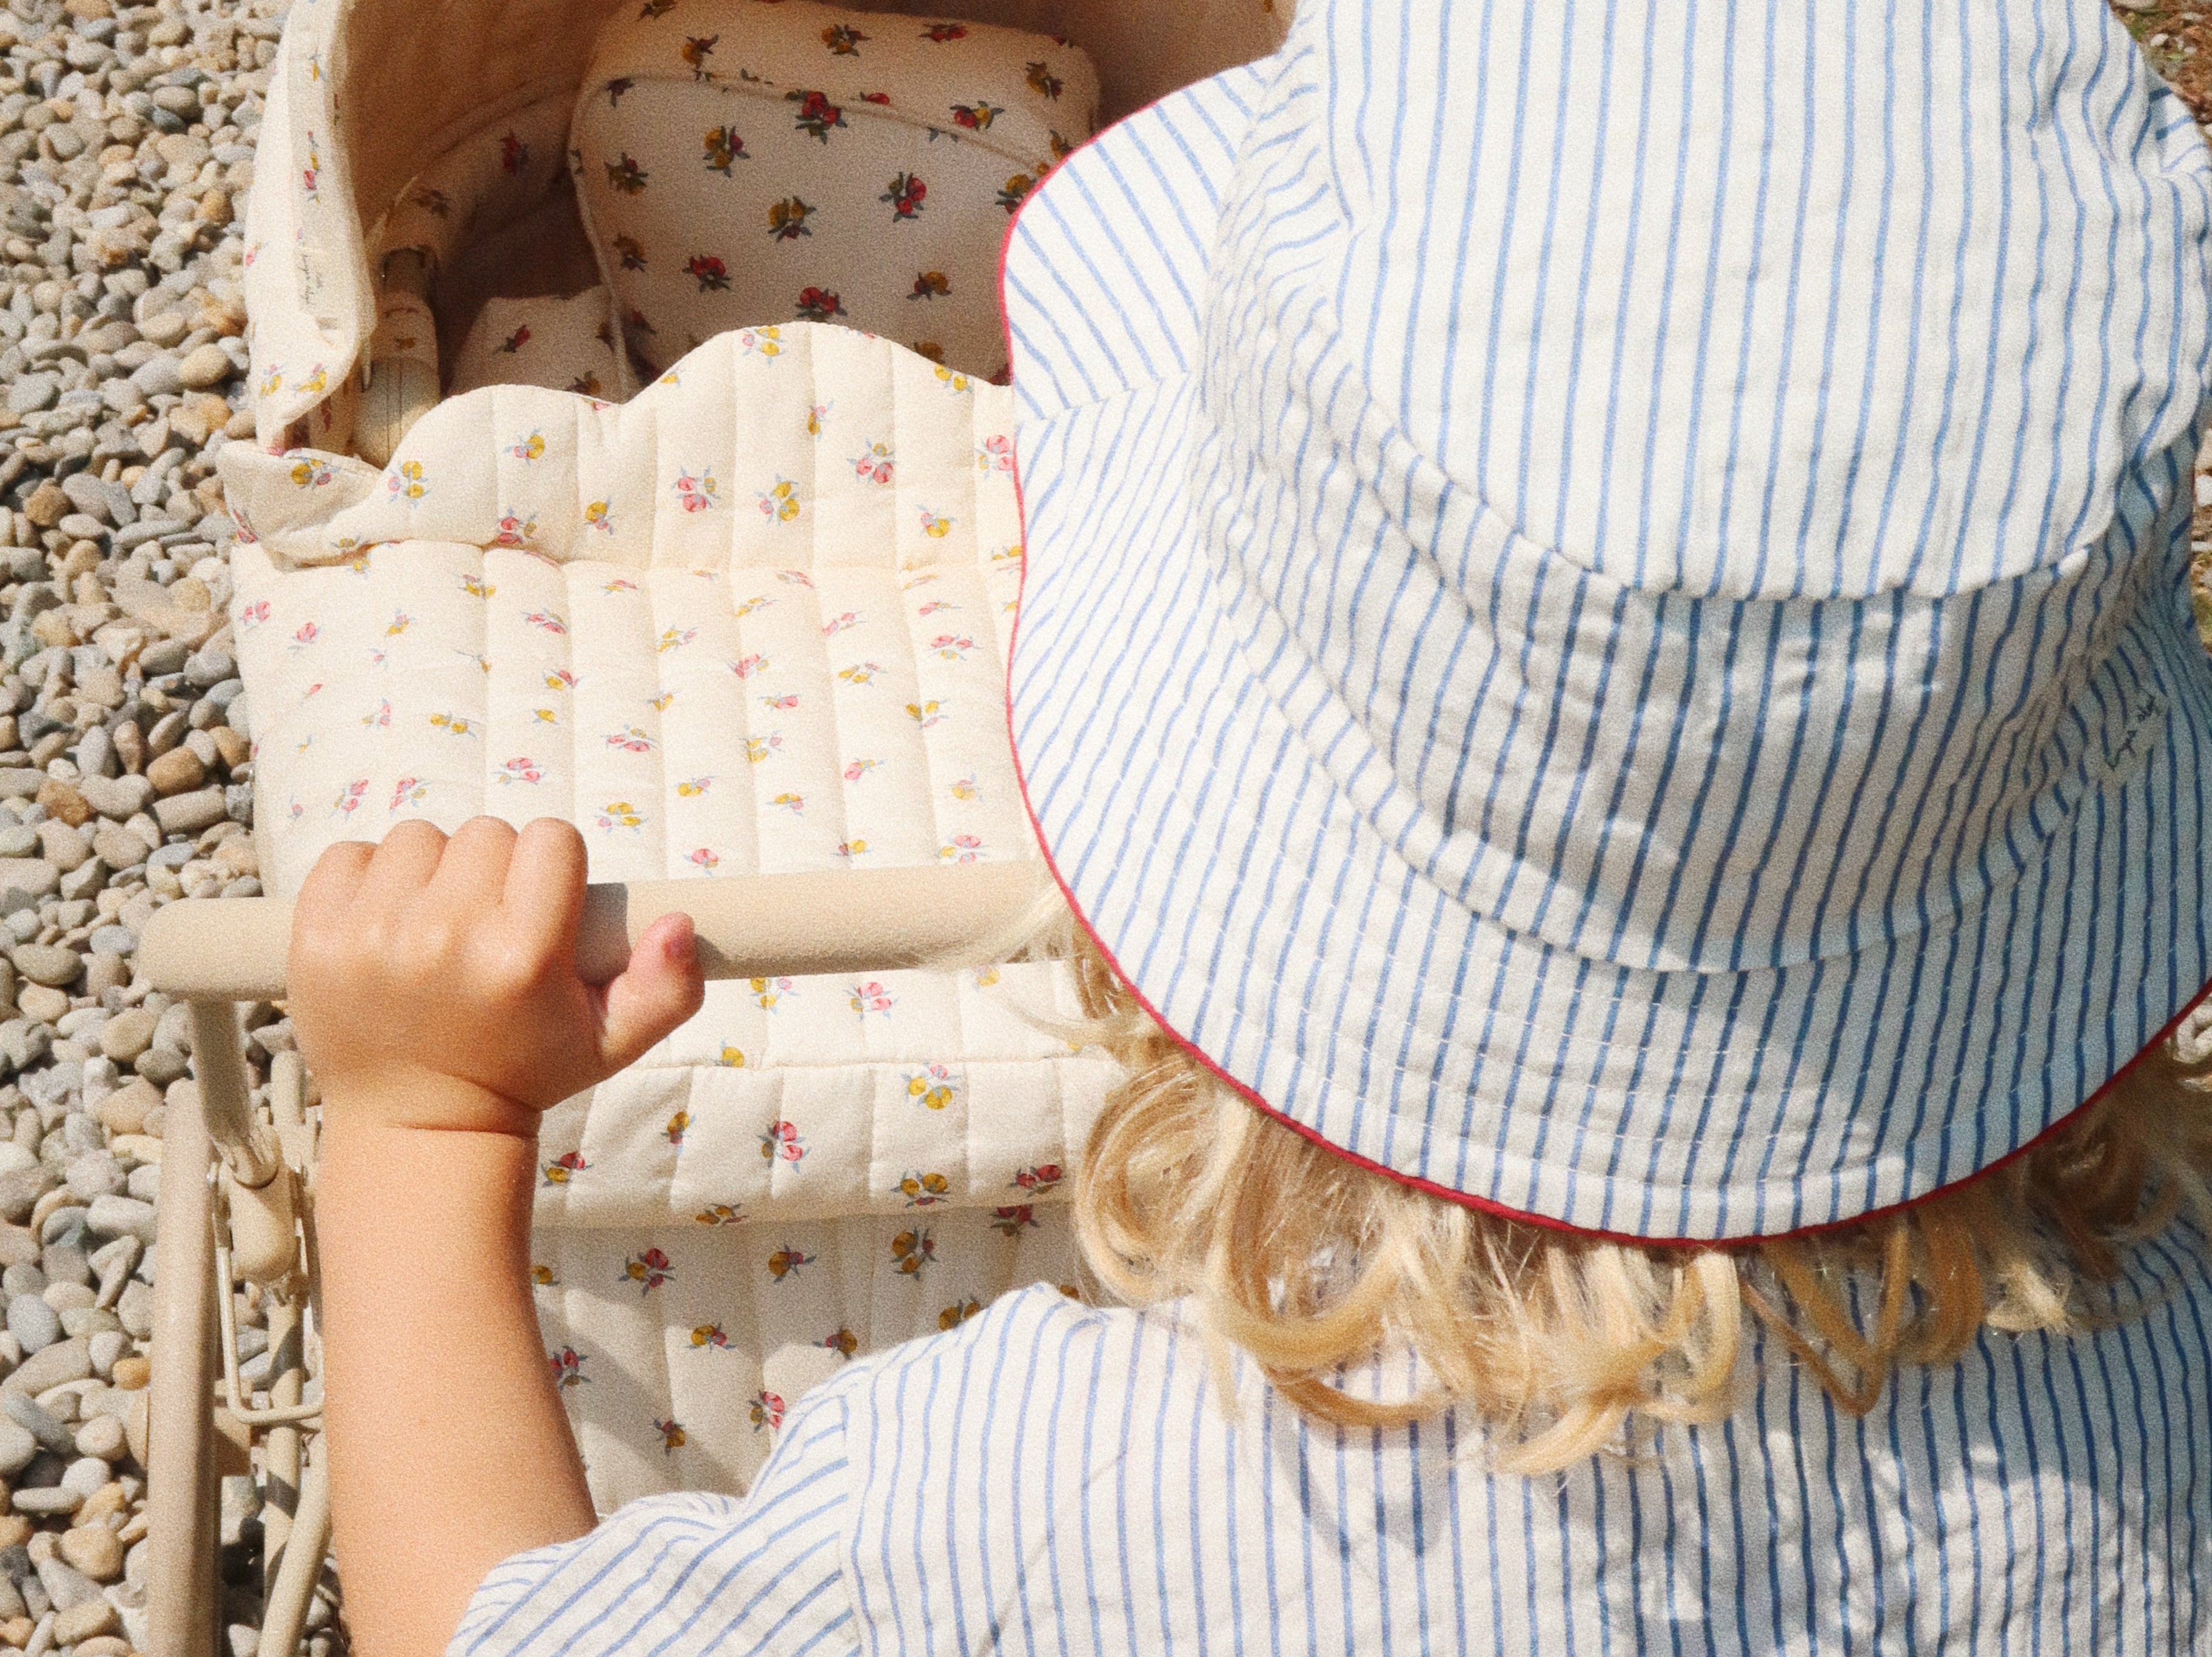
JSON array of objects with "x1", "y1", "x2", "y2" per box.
[{"x1": 448, "y1": 1387, "x2": 860, "y2": 1657}]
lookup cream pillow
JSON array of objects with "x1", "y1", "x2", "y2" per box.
[{"x1": 572, "y1": 0, "x2": 1098, "y2": 384}]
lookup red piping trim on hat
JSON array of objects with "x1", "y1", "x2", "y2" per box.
[{"x1": 990, "y1": 86, "x2": 2212, "y2": 1251}]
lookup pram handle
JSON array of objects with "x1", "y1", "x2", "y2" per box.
[{"x1": 137, "y1": 862, "x2": 1059, "y2": 1002}]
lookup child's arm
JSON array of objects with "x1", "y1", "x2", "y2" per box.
[{"x1": 289, "y1": 817, "x2": 705, "y2": 1657}]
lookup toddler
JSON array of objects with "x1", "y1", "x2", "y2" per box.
[{"x1": 292, "y1": 0, "x2": 2212, "y2": 1650}]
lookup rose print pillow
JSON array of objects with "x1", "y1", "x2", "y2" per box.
[{"x1": 572, "y1": 0, "x2": 1098, "y2": 384}]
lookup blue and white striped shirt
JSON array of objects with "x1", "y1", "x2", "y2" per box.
[{"x1": 457, "y1": 1241, "x2": 2212, "y2": 1656}]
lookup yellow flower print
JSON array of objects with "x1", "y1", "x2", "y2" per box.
[
  {"x1": 258, "y1": 366, "x2": 283, "y2": 398},
  {"x1": 659, "y1": 627, "x2": 697, "y2": 652},
  {"x1": 510, "y1": 430, "x2": 546, "y2": 461},
  {"x1": 749, "y1": 976, "x2": 795, "y2": 1011},
  {"x1": 938, "y1": 1298, "x2": 982, "y2": 1331},
  {"x1": 461, "y1": 573, "x2": 495, "y2": 598},
  {"x1": 905, "y1": 1065, "x2": 957, "y2": 1110},
  {"x1": 531, "y1": 1264, "x2": 557, "y2": 1287},
  {"x1": 743, "y1": 734, "x2": 782, "y2": 763},
  {"x1": 585, "y1": 501, "x2": 615, "y2": 534},
  {"x1": 534, "y1": 708, "x2": 559, "y2": 725},
  {"x1": 769, "y1": 792, "x2": 803, "y2": 814},
  {"x1": 289, "y1": 458, "x2": 332, "y2": 489},
  {"x1": 767, "y1": 197, "x2": 814, "y2": 241},
  {"x1": 696, "y1": 1203, "x2": 743, "y2": 1225},
  {"x1": 933, "y1": 363, "x2": 973, "y2": 393},
  {"x1": 806, "y1": 401, "x2": 831, "y2": 437},
  {"x1": 950, "y1": 773, "x2": 979, "y2": 801},
  {"x1": 717, "y1": 1043, "x2": 747, "y2": 1066},
  {"x1": 891, "y1": 1228, "x2": 934, "y2": 1275},
  {"x1": 655, "y1": 1419, "x2": 686, "y2": 1453},
  {"x1": 738, "y1": 325, "x2": 784, "y2": 355},
  {"x1": 757, "y1": 477, "x2": 801, "y2": 523},
  {"x1": 598, "y1": 801, "x2": 646, "y2": 831},
  {"x1": 736, "y1": 594, "x2": 777, "y2": 618},
  {"x1": 836, "y1": 839, "x2": 868, "y2": 859},
  {"x1": 907, "y1": 700, "x2": 947, "y2": 728},
  {"x1": 919, "y1": 508, "x2": 954, "y2": 538},
  {"x1": 428, "y1": 712, "x2": 475, "y2": 737},
  {"x1": 299, "y1": 366, "x2": 329, "y2": 395},
  {"x1": 996, "y1": 172, "x2": 1036, "y2": 212},
  {"x1": 386, "y1": 460, "x2": 428, "y2": 504},
  {"x1": 898, "y1": 1171, "x2": 951, "y2": 1207},
  {"x1": 677, "y1": 776, "x2": 714, "y2": 797}
]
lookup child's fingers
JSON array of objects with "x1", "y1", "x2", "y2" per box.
[
  {"x1": 422, "y1": 815, "x2": 518, "y2": 920},
  {"x1": 595, "y1": 911, "x2": 703, "y2": 1071},
  {"x1": 499, "y1": 818, "x2": 589, "y2": 969},
  {"x1": 290, "y1": 839, "x2": 377, "y2": 983}
]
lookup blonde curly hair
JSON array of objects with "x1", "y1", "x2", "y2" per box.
[{"x1": 1045, "y1": 923, "x2": 2212, "y2": 1475}]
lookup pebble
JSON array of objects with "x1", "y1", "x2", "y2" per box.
[
  {"x1": 81, "y1": 1199, "x2": 150, "y2": 1248},
  {"x1": 8, "y1": 1488, "x2": 76, "y2": 1519},
  {"x1": 3, "y1": 1399, "x2": 70, "y2": 1464},
  {"x1": 0, "y1": 1424, "x2": 34, "y2": 1481},
  {"x1": 151, "y1": 786, "x2": 226, "y2": 835},
  {"x1": 3, "y1": 1298, "x2": 54, "y2": 1357},
  {"x1": 142, "y1": 745, "x2": 203, "y2": 796},
  {"x1": 174, "y1": 344, "x2": 234, "y2": 390},
  {"x1": 4, "y1": 950, "x2": 73, "y2": 993},
  {"x1": 53, "y1": 1524, "x2": 115, "y2": 1584},
  {"x1": 49, "y1": 1597, "x2": 113, "y2": 1645},
  {"x1": 4, "y1": 1340, "x2": 89, "y2": 1400}
]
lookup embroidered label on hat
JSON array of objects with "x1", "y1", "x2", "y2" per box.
[{"x1": 2093, "y1": 685, "x2": 2168, "y2": 791}]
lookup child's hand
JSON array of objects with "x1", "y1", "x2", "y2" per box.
[{"x1": 289, "y1": 815, "x2": 704, "y2": 1138}]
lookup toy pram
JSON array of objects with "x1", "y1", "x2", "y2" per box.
[{"x1": 134, "y1": 0, "x2": 1291, "y2": 1651}]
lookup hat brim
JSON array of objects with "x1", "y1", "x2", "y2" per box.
[{"x1": 1002, "y1": 63, "x2": 2212, "y2": 1242}]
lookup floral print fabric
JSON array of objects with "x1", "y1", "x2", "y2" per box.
[
  {"x1": 221, "y1": 323, "x2": 1102, "y2": 1507},
  {"x1": 572, "y1": 0, "x2": 1098, "y2": 381}
]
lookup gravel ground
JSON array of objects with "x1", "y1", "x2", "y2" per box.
[
  {"x1": 0, "y1": 0, "x2": 324, "y2": 1651},
  {"x1": 0, "y1": 0, "x2": 2176, "y2": 1654}
]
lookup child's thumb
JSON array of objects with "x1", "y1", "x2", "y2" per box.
[{"x1": 598, "y1": 912, "x2": 705, "y2": 1070}]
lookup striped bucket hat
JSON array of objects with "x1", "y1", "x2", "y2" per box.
[{"x1": 1001, "y1": 0, "x2": 2212, "y2": 1241}]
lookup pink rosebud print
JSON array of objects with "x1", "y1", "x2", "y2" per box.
[
  {"x1": 496, "y1": 757, "x2": 543, "y2": 785},
  {"x1": 849, "y1": 981, "x2": 894, "y2": 1017},
  {"x1": 389, "y1": 777, "x2": 428, "y2": 811},
  {"x1": 796, "y1": 286, "x2": 844, "y2": 321},
  {"x1": 606, "y1": 153, "x2": 648, "y2": 194},
  {"x1": 749, "y1": 1391, "x2": 786, "y2": 1431},
  {"x1": 620, "y1": 1248, "x2": 674, "y2": 1293},
  {"x1": 548, "y1": 1347, "x2": 588, "y2": 1388},
  {"x1": 332, "y1": 778, "x2": 367, "y2": 817},
  {"x1": 497, "y1": 324, "x2": 531, "y2": 354},
  {"x1": 655, "y1": 1418, "x2": 686, "y2": 1453},
  {"x1": 732, "y1": 653, "x2": 768, "y2": 678},
  {"x1": 788, "y1": 89, "x2": 845, "y2": 142},
  {"x1": 881, "y1": 172, "x2": 926, "y2": 219},
  {"x1": 949, "y1": 101, "x2": 999, "y2": 130},
  {"x1": 523, "y1": 610, "x2": 568, "y2": 634},
  {"x1": 543, "y1": 1151, "x2": 587, "y2": 1185},
  {"x1": 761, "y1": 1121, "x2": 808, "y2": 1163},
  {"x1": 920, "y1": 21, "x2": 967, "y2": 40},
  {"x1": 688, "y1": 847, "x2": 720, "y2": 872},
  {"x1": 686, "y1": 253, "x2": 730, "y2": 292},
  {"x1": 675, "y1": 469, "x2": 718, "y2": 512},
  {"x1": 500, "y1": 130, "x2": 529, "y2": 173}
]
